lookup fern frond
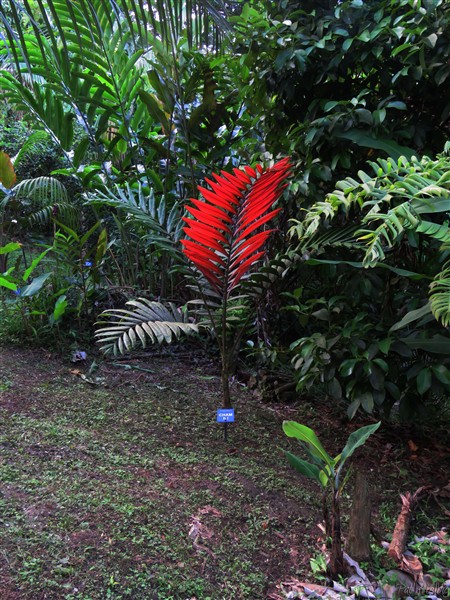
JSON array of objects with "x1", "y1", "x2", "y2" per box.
[{"x1": 95, "y1": 298, "x2": 201, "y2": 355}]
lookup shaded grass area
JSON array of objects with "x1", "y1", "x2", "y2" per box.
[
  {"x1": 0, "y1": 348, "x2": 319, "y2": 599},
  {"x1": 1, "y1": 347, "x2": 448, "y2": 599}
]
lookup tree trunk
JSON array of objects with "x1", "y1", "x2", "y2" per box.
[{"x1": 347, "y1": 471, "x2": 371, "y2": 562}]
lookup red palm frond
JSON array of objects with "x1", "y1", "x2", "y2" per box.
[{"x1": 181, "y1": 158, "x2": 292, "y2": 296}]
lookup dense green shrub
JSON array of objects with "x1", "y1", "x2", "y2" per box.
[
  {"x1": 235, "y1": 0, "x2": 450, "y2": 200},
  {"x1": 0, "y1": 100, "x2": 29, "y2": 155},
  {"x1": 287, "y1": 149, "x2": 450, "y2": 420}
]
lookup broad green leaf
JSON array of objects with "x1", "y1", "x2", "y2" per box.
[
  {"x1": 319, "y1": 470, "x2": 329, "y2": 487},
  {"x1": 336, "y1": 130, "x2": 415, "y2": 160},
  {"x1": 282, "y1": 450, "x2": 324, "y2": 486},
  {"x1": 95, "y1": 228, "x2": 108, "y2": 265},
  {"x1": 327, "y1": 377, "x2": 342, "y2": 400},
  {"x1": 20, "y1": 272, "x2": 52, "y2": 297},
  {"x1": 347, "y1": 399, "x2": 361, "y2": 419},
  {"x1": 0, "y1": 276, "x2": 17, "y2": 291},
  {"x1": 340, "y1": 358, "x2": 358, "y2": 377},
  {"x1": 412, "y1": 198, "x2": 450, "y2": 215},
  {"x1": 359, "y1": 391, "x2": 374, "y2": 413},
  {"x1": 401, "y1": 335, "x2": 450, "y2": 354},
  {"x1": 0, "y1": 242, "x2": 21, "y2": 255},
  {"x1": 378, "y1": 338, "x2": 391, "y2": 354},
  {"x1": 23, "y1": 248, "x2": 52, "y2": 281},
  {"x1": 299, "y1": 440, "x2": 330, "y2": 469},
  {"x1": 80, "y1": 221, "x2": 100, "y2": 247},
  {"x1": 389, "y1": 304, "x2": 432, "y2": 332},
  {"x1": 340, "y1": 422, "x2": 381, "y2": 463},
  {"x1": 53, "y1": 294, "x2": 68, "y2": 322},
  {"x1": 431, "y1": 365, "x2": 450, "y2": 385},
  {"x1": 373, "y1": 358, "x2": 389, "y2": 373},
  {"x1": 73, "y1": 135, "x2": 90, "y2": 167},
  {"x1": 283, "y1": 421, "x2": 333, "y2": 469},
  {"x1": 342, "y1": 38, "x2": 353, "y2": 51},
  {"x1": 305, "y1": 258, "x2": 428, "y2": 281},
  {"x1": 416, "y1": 368, "x2": 432, "y2": 395}
]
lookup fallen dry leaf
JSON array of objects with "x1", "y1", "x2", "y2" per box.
[
  {"x1": 198, "y1": 505, "x2": 222, "y2": 517},
  {"x1": 408, "y1": 440, "x2": 419, "y2": 452},
  {"x1": 281, "y1": 579, "x2": 329, "y2": 594},
  {"x1": 401, "y1": 554, "x2": 423, "y2": 583}
]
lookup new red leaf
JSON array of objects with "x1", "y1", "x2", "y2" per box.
[{"x1": 182, "y1": 158, "x2": 291, "y2": 296}]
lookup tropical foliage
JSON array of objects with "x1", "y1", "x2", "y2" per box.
[
  {"x1": 0, "y1": 0, "x2": 449, "y2": 423},
  {"x1": 285, "y1": 148, "x2": 450, "y2": 419},
  {"x1": 238, "y1": 0, "x2": 450, "y2": 199},
  {"x1": 96, "y1": 159, "x2": 292, "y2": 418}
]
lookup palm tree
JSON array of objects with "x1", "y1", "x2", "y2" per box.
[{"x1": 0, "y1": 0, "x2": 237, "y2": 188}]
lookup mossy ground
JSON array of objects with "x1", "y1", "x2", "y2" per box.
[{"x1": 0, "y1": 346, "x2": 448, "y2": 599}]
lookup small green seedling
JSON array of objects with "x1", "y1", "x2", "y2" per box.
[{"x1": 282, "y1": 420, "x2": 381, "y2": 578}]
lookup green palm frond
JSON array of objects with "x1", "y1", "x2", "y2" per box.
[
  {"x1": 13, "y1": 176, "x2": 69, "y2": 205},
  {"x1": 12, "y1": 175, "x2": 75, "y2": 227},
  {"x1": 0, "y1": 1, "x2": 147, "y2": 156},
  {"x1": 358, "y1": 202, "x2": 421, "y2": 265},
  {"x1": 430, "y1": 256, "x2": 450, "y2": 327},
  {"x1": 28, "y1": 203, "x2": 79, "y2": 229},
  {"x1": 12, "y1": 131, "x2": 51, "y2": 166},
  {"x1": 95, "y1": 298, "x2": 201, "y2": 355},
  {"x1": 86, "y1": 183, "x2": 184, "y2": 256}
]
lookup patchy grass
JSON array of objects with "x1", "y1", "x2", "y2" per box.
[
  {"x1": 0, "y1": 347, "x2": 319, "y2": 599},
  {"x1": 0, "y1": 346, "x2": 448, "y2": 599}
]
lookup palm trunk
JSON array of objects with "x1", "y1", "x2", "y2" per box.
[
  {"x1": 328, "y1": 490, "x2": 346, "y2": 578},
  {"x1": 221, "y1": 359, "x2": 232, "y2": 409},
  {"x1": 220, "y1": 337, "x2": 232, "y2": 442}
]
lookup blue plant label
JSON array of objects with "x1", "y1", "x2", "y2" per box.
[{"x1": 217, "y1": 409, "x2": 235, "y2": 423}]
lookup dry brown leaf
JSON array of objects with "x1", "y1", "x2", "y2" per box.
[
  {"x1": 281, "y1": 580, "x2": 329, "y2": 594},
  {"x1": 408, "y1": 440, "x2": 419, "y2": 452},
  {"x1": 401, "y1": 554, "x2": 423, "y2": 583},
  {"x1": 198, "y1": 505, "x2": 222, "y2": 517}
]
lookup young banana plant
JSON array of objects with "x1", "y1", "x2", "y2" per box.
[
  {"x1": 282, "y1": 420, "x2": 381, "y2": 578},
  {"x1": 95, "y1": 158, "x2": 292, "y2": 437}
]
